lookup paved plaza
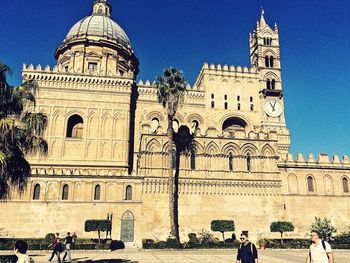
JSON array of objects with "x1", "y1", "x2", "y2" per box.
[{"x1": 1, "y1": 249, "x2": 350, "y2": 263}]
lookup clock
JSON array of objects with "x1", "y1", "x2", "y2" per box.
[{"x1": 264, "y1": 99, "x2": 283, "y2": 117}]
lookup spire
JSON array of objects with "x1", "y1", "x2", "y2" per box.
[
  {"x1": 259, "y1": 7, "x2": 267, "y2": 28},
  {"x1": 93, "y1": 0, "x2": 112, "y2": 17}
]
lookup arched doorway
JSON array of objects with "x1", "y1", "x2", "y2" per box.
[{"x1": 120, "y1": 211, "x2": 134, "y2": 242}]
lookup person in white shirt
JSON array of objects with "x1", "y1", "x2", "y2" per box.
[
  {"x1": 14, "y1": 240, "x2": 31, "y2": 263},
  {"x1": 306, "y1": 230, "x2": 334, "y2": 263}
]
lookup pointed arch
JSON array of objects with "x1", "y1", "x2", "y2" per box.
[
  {"x1": 288, "y1": 174, "x2": 299, "y2": 194},
  {"x1": 342, "y1": 176, "x2": 349, "y2": 193},
  {"x1": 261, "y1": 144, "x2": 275, "y2": 156},
  {"x1": 146, "y1": 138, "x2": 162, "y2": 152},
  {"x1": 222, "y1": 142, "x2": 240, "y2": 155},
  {"x1": 323, "y1": 175, "x2": 334, "y2": 195},
  {"x1": 306, "y1": 175, "x2": 316, "y2": 193},
  {"x1": 205, "y1": 141, "x2": 220, "y2": 154},
  {"x1": 241, "y1": 143, "x2": 258, "y2": 155},
  {"x1": 146, "y1": 111, "x2": 165, "y2": 122},
  {"x1": 192, "y1": 141, "x2": 204, "y2": 154},
  {"x1": 263, "y1": 72, "x2": 280, "y2": 82}
]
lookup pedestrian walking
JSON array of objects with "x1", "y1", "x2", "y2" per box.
[
  {"x1": 236, "y1": 233, "x2": 258, "y2": 263},
  {"x1": 48, "y1": 233, "x2": 60, "y2": 262},
  {"x1": 62, "y1": 232, "x2": 73, "y2": 262},
  {"x1": 306, "y1": 230, "x2": 334, "y2": 263}
]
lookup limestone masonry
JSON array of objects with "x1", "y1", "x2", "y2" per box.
[{"x1": 1, "y1": 0, "x2": 349, "y2": 245}]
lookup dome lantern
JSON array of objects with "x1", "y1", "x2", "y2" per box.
[{"x1": 92, "y1": 0, "x2": 112, "y2": 17}]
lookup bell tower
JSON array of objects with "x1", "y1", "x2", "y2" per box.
[{"x1": 250, "y1": 9, "x2": 286, "y2": 128}]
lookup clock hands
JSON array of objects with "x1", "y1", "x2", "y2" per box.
[{"x1": 269, "y1": 101, "x2": 277, "y2": 112}]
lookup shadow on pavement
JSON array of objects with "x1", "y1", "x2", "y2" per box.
[{"x1": 78, "y1": 260, "x2": 138, "y2": 263}]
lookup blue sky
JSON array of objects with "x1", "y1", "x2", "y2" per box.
[{"x1": 1, "y1": 0, "x2": 350, "y2": 158}]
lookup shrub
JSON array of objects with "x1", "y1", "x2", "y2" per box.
[
  {"x1": 110, "y1": 240, "x2": 125, "y2": 251},
  {"x1": 85, "y1": 220, "x2": 112, "y2": 244},
  {"x1": 166, "y1": 238, "x2": 182, "y2": 249},
  {"x1": 156, "y1": 241, "x2": 167, "y2": 249},
  {"x1": 270, "y1": 221, "x2": 294, "y2": 245},
  {"x1": 211, "y1": 220, "x2": 235, "y2": 243},
  {"x1": 142, "y1": 239, "x2": 156, "y2": 249},
  {"x1": 311, "y1": 217, "x2": 337, "y2": 241},
  {"x1": 188, "y1": 233, "x2": 198, "y2": 244},
  {"x1": 197, "y1": 229, "x2": 216, "y2": 244},
  {"x1": 44, "y1": 233, "x2": 55, "y2": 243}
]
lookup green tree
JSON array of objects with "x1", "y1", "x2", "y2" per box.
[
  {"x1": 0, "y1": 63, "x2": 48, "y2": 200},
  {"x1": 270, "y1": 221, "x2": 294, "y2": 245},
  {"x1": 211, "y1": 220, "x2": 235, "y2": 243},
  {"x1": 85, "y1": 219, "x2": 112, "y2": 244},
  {"x1": 311, "y1": 217, "x2": 337, "y2": 241},
  {"x1": 155, "y1": 67, "x2": 187, "y2": 242}
]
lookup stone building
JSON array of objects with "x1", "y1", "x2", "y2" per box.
[{"x1": 1, "y1": 0, "x2": 349, "y2": 245}]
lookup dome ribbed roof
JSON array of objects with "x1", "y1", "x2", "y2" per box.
[{"x1": 64, "y1": 14, "x2": 131, "y2": 48}]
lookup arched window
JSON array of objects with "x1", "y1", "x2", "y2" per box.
[
  {"x1": 224, "y1": 95, "x2": 227, "y2": 100},
  {"x1": 211, "y1": 94, "x2": 214, "y2": 99},
  {"x1": 172, "y1": 149, "x2": 177, "y2": 170},
  {"x1": 224, "y1": 102, "x2": 228, "y2": 110},
  {"x1": 307, "y1": 176, "x2": 314, "y2": 192},
  {"x1": 211, "y1": 101, "x2": 215, "y2": 109},
  {"x1": 172, "y1": 119, "x2": 179, "y2": 133},
  {"x1": 263, "y1": 37, "x2": 266, "y2": 45},
  {"x1": 265, "y1": 56, "x2": 269, "y2": 67},
  {"x1": 270, "y1": 56, "x2": 274, "y2": 68},
  {"x1": 151, "y1": 118, "x2": 159, "y2": 134},
  {"x1": 343, "y1": 177, "x2": 349, "y2": 193},
  {"x1": 271, "y1": 79, "x2": 276, "y2": 90},
  {"x1": 237, "y1": 103, "x2": 241, "y2": 111},
  {"x1": 250, "y1": 97, "x2": 253, "y2": 102},
  {"x1": 229, "y1": 153, "x2": 234, "y2": 172},
  {"x1": 191, "y1": 120, "x2": 199, "y2": 134},
  {"x1": 190, "y1": 150, "x2": 196, "y2": 170},
  {"x1": 266, "y1": 79, "x2": 271, "y2": 90},
  {"x1": 250, "y1": 104, "x2": 254, "y2": 111},
  {"x1": 222, "y1": 117, "x2": 247, "y2": 132},
  {"x1": 237, "y1": 96, "x2": 240, "y2": 101},
  {"x1": 126, "y1": 185, "x2": 132, "y2": 200},
  {"x1": 66, "y1": 115, "x2": 84, "y2": 138},
  {"x1": 247, "y1": 153, "x2": 251, "y2": 172},
  {"x1": 33, "y1": 184, "x2": 41, "y2": 200},
  {"x1": 94, "y1": 185, "x2": 101, "y2": 200},
  {"x1": 62, "y1": 184, "x2": 69, "y2": 200}
]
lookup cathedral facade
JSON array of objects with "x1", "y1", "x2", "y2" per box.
[{"x1": 1, "y1": 0, "x2": 350, "y2": 245}]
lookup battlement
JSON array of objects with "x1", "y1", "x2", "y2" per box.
[
  {"x1": 22, "y1": 63, "x2": 134, "y2": 79},
  {"x1": 284, "y1": 152, "x2": 350, "y2": 167},
  {"x1": 22, "y1": 64, "x2": 134, "y2": 93},
  {"x1": 194, "y1": 62, "x2": 259, "y2": 88}
]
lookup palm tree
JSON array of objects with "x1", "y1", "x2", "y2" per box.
[
  {"x1": 155, "y1": 67, "x2": 187, "y2": 242},
  {"x1": 0, "y1": 63, "x2": 48, "y2": 200}
]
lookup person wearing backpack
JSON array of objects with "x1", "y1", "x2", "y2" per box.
[
  {"x1": 236, "y1": 233, "x2": 258, "y2": 263},
  {"x1": 306, "y1": 230, "x2": 334, "y2": 263}
]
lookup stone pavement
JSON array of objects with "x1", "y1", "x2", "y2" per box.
[{"x1": 1, "y1": 249, "x2": 350, "y2": 263}]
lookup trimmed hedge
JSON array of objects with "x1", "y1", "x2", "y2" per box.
[
  {"x1": 264, "y1": 238, "x2": 350, "y2": 249},
  {"x1": 142, "y1": 239, "x2": 241, "y2": 249}
]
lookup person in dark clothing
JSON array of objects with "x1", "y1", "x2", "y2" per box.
[
  {"x1": 236, "y1": 233, "x2": 258, "y2": 263},
  {"x1": 62, "y1": 232, "x2": 73, "y2": 262},
  {"x1": 48, "y1": 233, "x2": 59, "y2": 262}
]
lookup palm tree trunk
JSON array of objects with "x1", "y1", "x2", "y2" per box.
[
  {"x1": 174, "y1": 151, "x2": 181, "y2": 242},
  {"x1": 167, "y1": 114, "x2": 176, "y2": 239}
]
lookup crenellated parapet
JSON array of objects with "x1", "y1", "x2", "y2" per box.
[
  {"x1": 283, "y1": 152, "x2": 350, "y2": 168},
  {"x1": 22, "y1": 63, "x2": 134, "y2": 93},
  {"x1": 137, "y1": 79, "x2": 205, "y2": 104},
  {"x1": 194, "y1": 62, "x2": 259, "y2": 88}
]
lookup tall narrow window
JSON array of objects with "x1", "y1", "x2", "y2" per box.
[
  {"x1": 307, "y1": 176, "x2": 314, "y2": 192},
  {"x1": 247, "y1": 153, "x2": 251, "y2": 172},
  {"x1": 172, "y1": 150, "x2": 177, "y2": 170},
  {"x1": 211, "y1": 94, "x2": 214, "y2": 99},
  {"x1": 270, "y1": 56, "x2": 274, "y2": 68},
  {"x1": 237, "y1": 96, "x2": 240, "y2": 101},
  {"x1": 271, "y1": 79, "x2": 276, "y2": 90},
  {"x1": 211, "y1": 101, "x2": 215, "y2": 109},
  {"x1": 250, "y1": 97, "x2": 253, "y2": 103},
  {"x1": 126, "y1": 185, "x2": 132, "y2": 200},
  {"x1": 224, "y1": 95, "x2": 227, "y2": 100},
  {"x1": 229, "y1": 153, "x2": 234, "y2": 172},
  {"x1": 343, "y1": 177, "x2": 349, "y2": 193},
  {"x1": 224, "y1": 102, "x2": 228, "y2": 110},
  {"x1": 33, "y1": 184, "x2": 41, "y2": 200},
  {"x1": 190, "y1": 150, "x2": 196, "y2": 170},
  {"x1": 237, "y1": 103, "x2": 241, "y2": 111},
  {"x1": 265, "y1": 56, "x2": 269, "y2": 67},
  {"x1": 94, "y1": 185, "x2": 101, "y2": 200},
  {"x1": 62, "y1": 184, "x2": 69, "y2": 200},
  {"x1": 263, "y1": 37, "x2": 266, "y2": 45},
  {"x1": 67, "y1": 115, "x2": 84, "y2": 139},
  {"x1": 250, "y1": 104, "x2": 254, "y2": 111},
  {"x1": 266, "y1": 79, "x2": 271, "y2": 90}
]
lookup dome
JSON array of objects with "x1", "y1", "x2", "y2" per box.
[{"x1": 64, "y1": 15, "x2": 131, "y2": 48}]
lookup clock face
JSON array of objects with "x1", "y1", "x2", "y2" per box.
[{"x1": 264, "y1": 99, "x2": 283, "y2": 117}]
